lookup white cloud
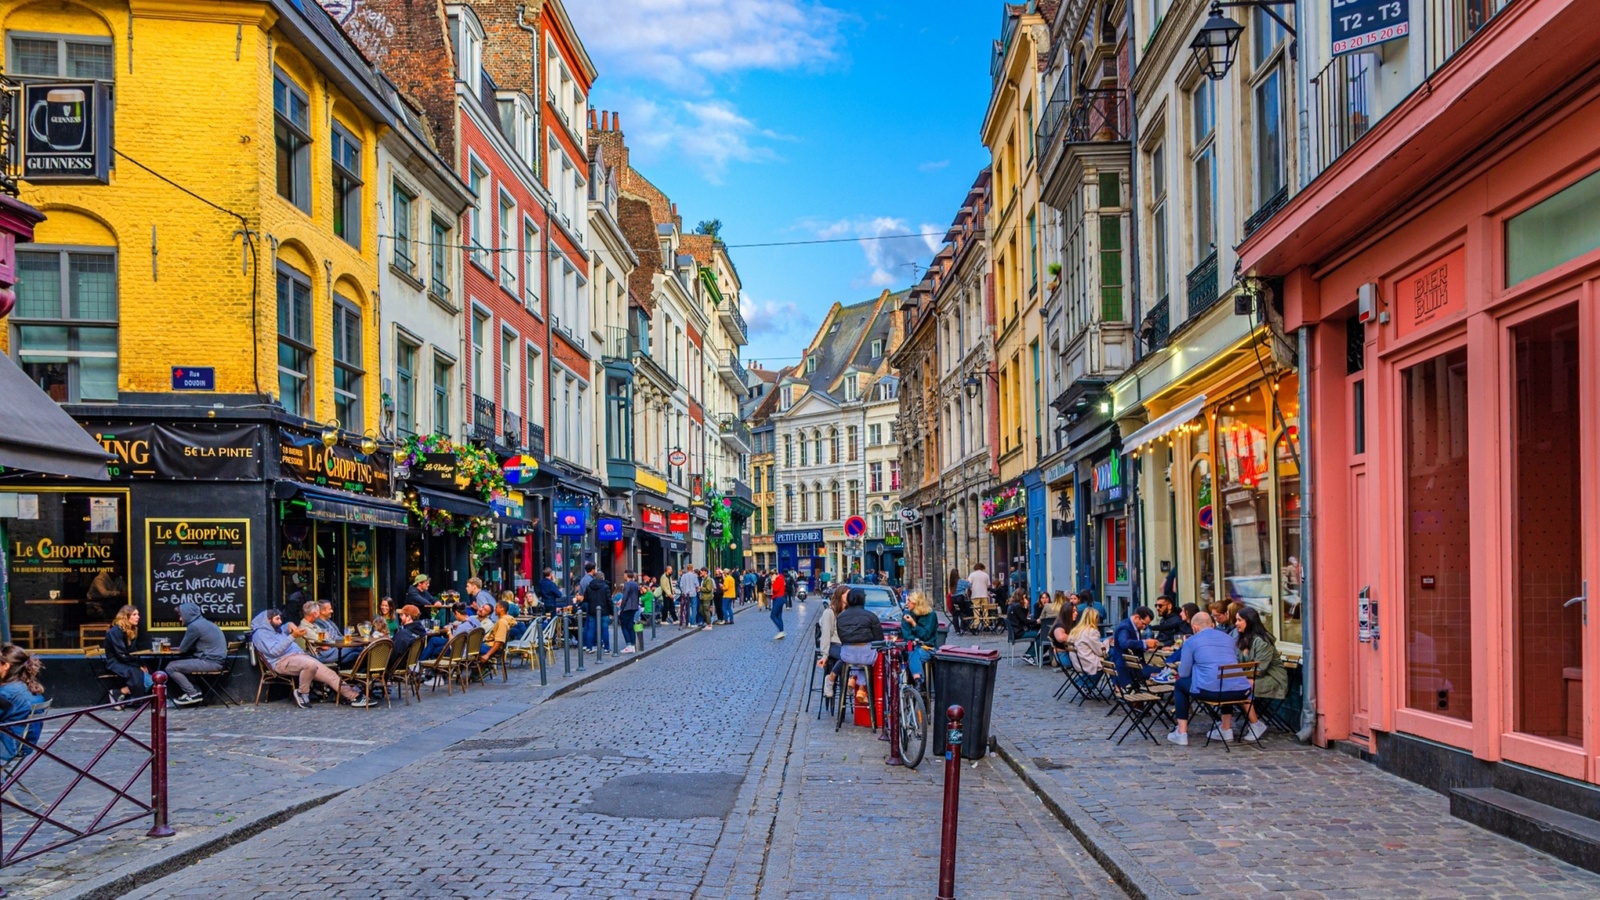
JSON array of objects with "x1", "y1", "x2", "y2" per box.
[
  {"x1": 742, "y1": 293, "x2": 812, "y2": 339},
  {"x1": 610, "y1": 96, "x2": 782, "y2": 183},
  {"x1": 814, "y1": 217, "x2": 941, "y2": 289},
  {"x1": 568, "y1": 0, "x2": 845, "y2": 91},
  {"x1": 919, "y1": 159, "x2": 951, "y2": 172}
]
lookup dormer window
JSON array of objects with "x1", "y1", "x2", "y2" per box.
[
  {"x1": 870, "y1": 338, "x2": 884, "y2": 358},
  {"x1": 843, "y1": 375, "x2": 858, "y2": 401},
  {"x1": 451, "y1": 10, "x2": 485, "y2": 87},
  {"x1": 805, "y1": 357, "x2": 817, "y2": 375}
]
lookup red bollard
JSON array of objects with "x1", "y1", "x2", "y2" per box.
[
  {"x1": 147, "y1": 672, "x2": 174, "y2": 838},
  {"x1": 937, "y1": 705, "x2": 964, "y2": 900}
]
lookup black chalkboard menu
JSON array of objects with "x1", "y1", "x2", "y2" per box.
[{"x1": 145, "y1": 518, "x2": 251, "y2": 630}]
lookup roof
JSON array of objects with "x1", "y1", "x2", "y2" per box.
[{"x1": 797, "y1": 290, "x2": 904, "y2": 401}]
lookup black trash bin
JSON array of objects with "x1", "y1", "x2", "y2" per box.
[{"x1": 930, "y1": 647, "x2": 1000, "y2": 759}]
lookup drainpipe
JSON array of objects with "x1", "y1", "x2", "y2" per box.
[{"x1": 1297, "y1": 324, "x2": 1317, "y2": 743}]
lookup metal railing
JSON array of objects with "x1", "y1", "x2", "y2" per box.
[
  {"x1": 1063, "y1": 88, "x2": 1129, "y2": 144},
  {"x1": 502, "y1": 409, "x2": 522, "y2": 449},
  {"x1": 1, "y1": 676, "x2": 172, "y2": 867},
  {"x1": 527, "y1": 422, "x2": 546, "y2": 459},
  {"x1": 0, "y1": 80, "x2": 19, "y2": 197},
  {"x1": 718, "y1": 297, "x2": 748, "y2": 343},
  {"x1": 1037, "y1": 75, "x2": 1069, "y2": 150},
  {"x1": 1141, "y1": 296, "x2": 1171, "y2": 351},
  {"x1": 725, "y1": 477, "x2": 753, "y2": 504},
  {"x1": 1243, "y1": 187, "x2": 1291, "y2": 239},
  {"x1": 1186, "y1": 252, "x2": 1220, "y2": 320},
  {"x1": 719, "y1": 417, "x2": 752, "y2": 451},
  {"x1": 603, "y1": 325, "x2": 638, "y2": 362},
  {"x1": 472, "y1": 393, "x2": 496, "y2": 442},
  {"x1": 1309, "y1": 53, "x2": 1375, "y2": 177}
]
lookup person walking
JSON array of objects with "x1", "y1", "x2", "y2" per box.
[
  {"x1": 769, "y1": 571, "x2": 787, "y2": 640},
  {"x1": 658, "y1": 565, "x2": 677, "y2": 624},
  {"x1": 678, "y1": 567, "x2": 701, "y2": 627},
  {"x1": 697, "y1": 569, "x2": 717, "y2": 631},
  {"x1": 745, "y1": 569, "x2": 760, "y2": 609},
  {"x1": 618, "y1": 571, "x2": 641, "y2": 654}
]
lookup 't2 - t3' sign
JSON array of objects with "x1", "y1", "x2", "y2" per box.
[{"x1": 1331, "y1": 0, "x2": 1410, "y2": 55}]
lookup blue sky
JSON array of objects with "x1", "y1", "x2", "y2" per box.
[{"x1": 568, "y1": 0, "x2": 999, "y2": 370}]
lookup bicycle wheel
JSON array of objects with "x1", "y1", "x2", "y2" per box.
[{"x1": 898, "y1": 682, "x2": 928, "y2": 768}]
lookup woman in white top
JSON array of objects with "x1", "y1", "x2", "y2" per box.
[
  {"x1": 816, "y1": 587, "x2": 846, "y2": 698},
  {"x1": 1068, "y1": 607, "x2": 1106, "y2": 676}
]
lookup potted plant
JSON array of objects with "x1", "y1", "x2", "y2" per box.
[{"x1": 1046, "y1": 261, "x2": 1062, "y2": 291}]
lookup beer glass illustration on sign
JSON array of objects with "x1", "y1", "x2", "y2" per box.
[{"x1": 30, "y1": 88, "x2": 88, "y2": 152}]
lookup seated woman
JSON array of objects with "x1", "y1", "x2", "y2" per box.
[
  {"x1": 0, "y1": 645, "x2": 46, "y2": 763},
  {"x1": 1067, "y1": 607, "x2": 1106, "y2": 679},
  {"x1": 835, "y1": 589, "x2": 882, "y2": 706},
  {"x1": 103, "y1": 605, "x2": 152, "y2": 704},
  {"x1": 1234, "y1": 607, "x2": 1285, "y2": 742},
  {"x1": 1005, "y1": 589, "x2": 1038, "y2": 639},
  {"x1": 816, "y1": 589, "x2": 845, "y2": 698},
  {"x1": 377, "y1": 597, "x2": 398, "y2": 635},
  {"x1": 898, "y1": 591, "x2": 938, "y2": 684}
]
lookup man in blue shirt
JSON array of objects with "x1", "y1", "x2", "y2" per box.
[
  {"x1": 1112, "y1": 606, "x2": 1159, "y2": 686},
  {"x1": 1167, "y1": 611, "x2": 1252, "y2": 746}
]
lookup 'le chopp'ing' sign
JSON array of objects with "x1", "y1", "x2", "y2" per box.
[
  {"x1": 1331, "y1": 0, "x2": 1410, "y2": 55},
  {"x1": 146, "y1": 519, "x2": 251, "y2": 630}
]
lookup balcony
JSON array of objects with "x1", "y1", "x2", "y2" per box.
[
  {"x1": 1139, "y1": 296, "x2": 1171, "y2": 352},
  {"x1": 718, "y1": 296, "x2": 748, "y2": 346},
  {"x1": 501, "y1": 409, "x2": 522, "y2": 450},
  {"x1": 603, "y1": 325, "x2": 637, "y2": 364},
  {"x1": 719, "y1": 417, "x2": 752, "y2": 454},
  {"x1": 1186, "y1": 252, "x2": 1219, "y2": 322},
  {"x1": 724, "y1": 477, "x2": 753, "y2": 505},
  {"x1": 717, "y1": 351, "x2": 747, "y2": 394},
  {"x1": 1243, "y1": 187, "x2": 1290, "y2": 240},
  {"x1": 471, "y1": 393, "x2": 496, "y2": 442},
  {"x1": 526, "y1": 422, "x2": 546, "y2": 460}
]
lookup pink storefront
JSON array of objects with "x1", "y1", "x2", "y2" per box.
[{"x1": 1241, "y1": 0, "x2": 1600, "y2": 860}]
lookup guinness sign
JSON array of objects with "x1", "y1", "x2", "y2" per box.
[{"x1": 22, "y1": 82, "x2": 111, "y2": 184}]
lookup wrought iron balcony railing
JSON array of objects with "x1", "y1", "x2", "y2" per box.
[
  {"x1": 471, "y1": 393, "x2": 496, "y2": 442},
  {"x1": 1186, "y1": 252, "x2": 1220, "y2": 322},
  {"x1": 502, "y1": 409, "x2": 522, "y2": 449}
]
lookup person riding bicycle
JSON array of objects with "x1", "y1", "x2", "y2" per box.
[
  {"x1": 835, "y1": 588, "x2": 881, "y2": 705},
  {"x1": 897, "y1": 590, "x2": 938, "y2": 685}
]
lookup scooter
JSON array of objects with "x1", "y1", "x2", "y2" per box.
[{"x1": 797, "y1": 582, "x2": 809, "y2": 601}]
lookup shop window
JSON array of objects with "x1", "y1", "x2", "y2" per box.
[
  {"x1": 1217, "y1": 396, "x2": 1273, "y2": 633},
  {"x1": 274, "y1": 73, "x2": 312, "y2": 212},
  {"x1": 12, "y1": 248, "x2": 118, "y2": 402},
  {"x1": 1100, "y1": 215, "x2": 1123, "y2": 321},
  {"x1": 7, "y1": 33, "x2": 114, "y2": 80},
  {"x1": 1276, "y1": 375, "x2": 1303, "y2": 644},
  {"x1": 1402, "y1": 348, "x2": 1472, "y2": 721},
  {"x1": 332, "y1": 296, "x2": 363, "y2": 432},
  {"x1": 276, "y1": 266, "x2": 313, "y2": 418},
  {"x1": 1105, "y1": 517, "x2": 1128, "y2": 585},
  {"x1": 1511, "y1": 306, "x2": 1582, "y2": 743},
  {"x1": 4, "y1": 489, "x2": 128, "y2": 651},
  {"x1": 1506, "y1": 168, "x2": 1600, "y2": 286}
]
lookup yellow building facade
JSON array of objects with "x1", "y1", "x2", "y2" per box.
[{"x1": 0, "y1": 0, "x2": 387, "y2": 431}]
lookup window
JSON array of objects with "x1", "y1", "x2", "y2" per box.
[
  {"x1": 800, "y1": 485, "x2": 810, "y2": 521},
  {"x1": 471, "y1": 311, "x2": 489, "y2": 397},
  {"x1": 1101, "y1": 215, "x2": 1123, "y2": 321},
  {"x1": 1100, "y1": 172, "x2": 1122, "y2": 208},
  {"x1": 1252, "y1": 12, "x2": 1285, "y2": 208},
  {"x1": 501, "y1": 329, "x2": 517, "y2": 412},
  {"x1": 870, "y1": 339, "x2": 884, "y2": 358},
  {"x1": 525, "y1": 346, "x2": 542, "y2": 432},
  {"x1": 7, "y1": 33, "x2": 114, "y2": 79},
  {"x1": 498, "y1": 193, "x2": 517, "y2": 290},
  {"x1": 274, "y1": 73, "x2": 312, "y2": 211},
  {"x1": 784, "y1": 434, "x2": 793, "y2": 467},
  {"x1": 849, "y1": 480, "x2": 861, "y2": 516},
  {"x1": 869, "y1": 462, "x2": 883, "y2": 493},
  {"x1": 429, "y1": 217, "x2": 452, "y2": 300},
  {"x1": 331, "y1": 125, "x2": 362, "y2": 247},
  {"x1": 889, "y1": 460, "x2": 901, "y2": 491},
  {"x1": 523, "y1": 222, "x2": 540, "y2": 310},
  {"x1": 847, "y1": 426, "x2": 858, "y2": 461},
  {"x1": 843, "y1": 375, "x2": 858, "y2": 401},
  {"x1": 1189, "y1": 80, "x2": 1217, "y2": 259},
  {"x1": 395, "y1": 338, "x2": 417, "y2": 435},
  {"x1": 468, "y1": 162, "x2": 490, "y2": 267},
  {"x1": 1506, "y1": 168, "x2": 1600, "y2": 286},
  {"x1": 786, "y1": 485, "x2": 795, "y2": 523},
  {"x1": 332, "y1": 297, "x2": 363, "y2": 430},
  {"x1": 276, "y1": 266, "x2": 313, "y2": 417},
  {"x1": 12, "y1": 248, "x2": 118, "y2": 402},
  {"x1": 1403, "y1": 348, "x2": 1472, "y2": 720},
  {"x1": 830, "y1": 482, "x2": 841, "y2": 520},
  {"x1": 392, "y1": 183, "x2": 415, "y2": 275},
  {"x1": 805, "y1": 356, "x2": 817, "y2": 374},
  {"x1": 1150, "y1": 142, "x2": 1169, "y2": 300},
  {"x1": 888, "y1": 421, "x2": 897, "y2": 444},
  {"x1": 432, "y1": 357, "x2": 452, "y2": 436},
  {"x1": 829, "y1": 427, "x2": 839, "y2": 464},
  {"x1": 869, "y1": 505, "x2": 884, "y2": 539},
  {"x1": 1028, "y1": 210, "x2": 1039, "y2": 293},
  {"x1": 868, "y1": 423, "x2": 882, "y2": 446},
  {"x1": 799, "y1": 432, "x2": 809, "y2": 466}
]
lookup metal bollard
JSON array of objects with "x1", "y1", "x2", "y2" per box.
[
  {"x1": 937, "y1": 705, "x2": 965, "y2": 900},
  {"x1": 635, "y1": 618, "x2": 644, "y2": 653},
  {"x1": 537, "y1": 619, "x2": 548, "y2": 687},
  {"x1": 562, "y1": 612, "x2": 572, "y2": 677},
  {"x1": 575, "y1": 609, "x2": 586, "y2": 672},
  {"x1": 148, "y1": 672, "x2": 175, "y2": 838}
]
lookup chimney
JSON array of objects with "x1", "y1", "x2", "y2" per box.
[
  {"x1": 613, "y1": 112, "x2": 621, "y2": 133},
  {"x1": 589, "y1": 109, "x2": 598, "y2": 129}
]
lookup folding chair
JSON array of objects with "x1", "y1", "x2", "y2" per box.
[
  {"x1": 186, "y1": 638, "x2": 245, "y2": 707},
  {"x1": 1192, "y1": 661, "x2": 1261, "y2": 751},
  {"x1": 1106, "y1": 680, "x2": 1162, "y2": 744},
  {"x1": 1004, "y1": 620, "x2": 1039, "y2": 666},
  {"x1": 1, "y1": 699, "x2": 52, "y2": 807},
  {"x1": 1123, "y1": 651, "x2": 1176, "y2": 733},
  {"x1": 249, "y1": 644, "x2": 295, "y2": 705}
]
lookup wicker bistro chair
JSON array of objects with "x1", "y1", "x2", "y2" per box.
[
  {"x1": 461, "y1": 628, "x2": 488, "y2": 685},
  {"x1": 1193, "y1": 660, "x2": 1261, "y2": 751},
  {"x1": 476, "y1": 631, "x2": 510, "y2": 684},
  {"x1": 504, "y1": 619, "x2": 541, "y2": 669},
  {"x1": 338, "y1": 638, "x2": 393, "y2": 709},
  {"x1": 384, "y1": 634, "x2": 426, "y2": 705},
  {"x1": 420, "y1": 632, "x2": 470, "y2": 695}
]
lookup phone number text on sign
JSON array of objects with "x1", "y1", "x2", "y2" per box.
[{"x1": 1331, "y1": 0, "x2": 1410, "y2": 55}]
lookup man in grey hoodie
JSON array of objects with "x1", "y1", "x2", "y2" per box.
[
  {"x1": 250, "y1": 609, "x2": 371, "y2": 708},
  {"x1": 167, "y1": 601, "x2": 228, "y2": 706}
]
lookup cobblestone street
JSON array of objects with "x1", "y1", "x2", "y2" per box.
[{"x1": 102, "y1": 604, "x2": 1120, "y2": 899}]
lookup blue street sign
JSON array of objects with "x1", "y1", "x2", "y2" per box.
[{"x1": 171, "y1": 367, "x2": 215, "y2": 390}]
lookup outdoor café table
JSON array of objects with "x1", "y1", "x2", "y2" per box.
[{"x1": 133, "y1": 647, "x2": 182, "y2": 670}]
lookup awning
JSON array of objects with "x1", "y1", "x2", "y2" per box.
[
  {"x1": 276, "y1": 484, "x2": 409, "y2": 529},
  {"x1": 1119, "y1": 394, "x2": 1208, "y2": 450},
  {"x1": 0, "y1": 354, "x2": 112, "y2": 480},
  {"x1": 415, "y1": 486, "x2": 493, "y2": 518}
]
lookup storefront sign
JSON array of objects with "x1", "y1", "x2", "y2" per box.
[
  {"x1": 1093, "y1": 450, "x2": 1125, "y2": 509},
  {"x1": 640, "y1": 506, "x2": 667, "y2": 534},
  {"x1": 279, "y1": 430, "x2": 392, "y2": 497},
  {"x1": 884, "y1": 534, "x2": 903, "y2": 548},
  {"x1": 635, "y1": 468, "x2": 669, "y2": 495},
  {"x1": 22, "y1": 82, "x2": 111, "y2": 183},
  {"x1": 1395, "y1": 248, "x2": 1466, "y2": 338},
  {"x1": 502, "y1": 455, "x2": 539, "y2": 485},
  {"x1": 691, "y1": 475, "x2": 704, "y2": 504},
  {"x1": 411, "y1": 452, "x2": 462, "y2": 489},
  {"x1": 596, "y1": 518, "x2": 623, "y2": 542},
  {"x1": 146, "y1": 518, "x2": 250, "y2": 630},
  {"x1": 668, "y1": 449, "x2": 688, "y2": 468},
  {"x1": 92, "y1": 422, "x2": 264, "y2": 481},
  {"x1": 1331, "y1": 0, "x2": 1410, "y2": 55},
  {"x1": 669, "y1": 511, "x2": 691, "y2": 533},
  {"x1": 775, "y1": 529, "x2": 824, "y2": 545},
  {"x1": 555, "y1": 508, "x2": 586, "y2": 536},
  {"x1": 170, "y1": 367, "x2": 215, "y2": 390}
]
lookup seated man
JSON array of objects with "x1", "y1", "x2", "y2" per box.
[
  {"x1": 450, "y1": 604, "x2": 477, "y2": 637},
  {"x1": 475, "y1": 601, "x2": 498, "y2": 634},
  {"x1": 1150, "y1": 595, "x2": 1186, "y2": 646},
  {"x1": 1166, "y1": 612, "x2": 1252, "y2": 746},
  {"x1": 166, "y1": 601, "x2": 228, "y2": 707},
  {"x1": 834, "y1": 589, "x2": 883, "y2": 707},
  {"x1": 1112, "y1": 606, "x2": 1160, "y2": 686},
  {"x1": 319, "y1": 600, "x2": 361, "y2": 666},
  {"x1": 249, "y1": 610, "x2": 370, "y2": 708},
  {"x1": 480, "y1": 599, "x2": 515, "y2": 668},
  {"x1": 391, "y1": 605, "x2": 429, "y2": 663},
  {"x1": 296, "y1": 601, "x2": 342, "y2": 667}
]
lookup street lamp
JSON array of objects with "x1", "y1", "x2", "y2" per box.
[
  {"x1": 962, "y1": 368, "x2": 999, "y2": 400},
  {"x1": 1189, "y1": 2, "x2": 1296, "y2": 82}
]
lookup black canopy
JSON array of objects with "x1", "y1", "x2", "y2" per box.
[{"x1": 0, "y1": 353, "x2": 110, "y2": 479}]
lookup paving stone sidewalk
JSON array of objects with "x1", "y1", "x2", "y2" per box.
[
  {"x1": 964, "y1": 632, "x2": 1600, "y2": 898},
  {"x1": 2, "y1": 618, "x2": 702, "y2": 899}
]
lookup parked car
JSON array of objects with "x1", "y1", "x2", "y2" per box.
[{"x1": 852, "y1": 585, "x2": 949, "y2": 646}]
